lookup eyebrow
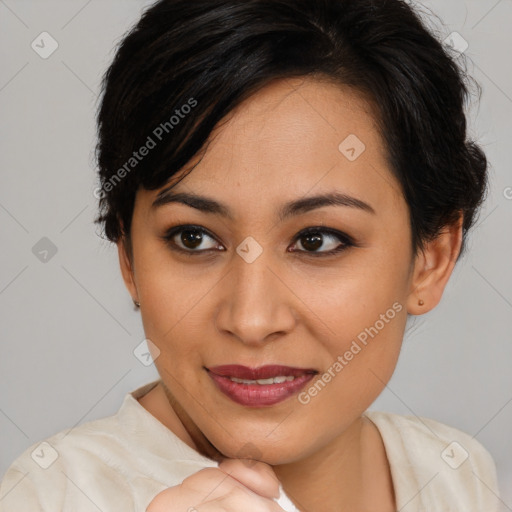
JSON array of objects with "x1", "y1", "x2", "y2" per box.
[{"x1": 151, "y1": 189, "x2": 376, "y2": 221}]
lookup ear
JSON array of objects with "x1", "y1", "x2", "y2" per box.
[
  {"x1": 117, "y1": 231, "x2": 139, "y2": 304},
  {"x1": 406, "y1": 214, "x2": 463, "y2": 315}
]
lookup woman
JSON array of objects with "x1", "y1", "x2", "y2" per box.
[{"x1": 0, "y1": 0, "x2": 501, "y2": 510}]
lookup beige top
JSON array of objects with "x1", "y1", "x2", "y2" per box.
[{"x1": 0, "y1": 379, "x2": 501, "y2": 511}]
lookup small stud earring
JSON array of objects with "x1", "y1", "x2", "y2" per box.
[
  {"x1": 133, "y1": 299, "x2": 140, "y2": 308},
  {"x1": 418, "y1": 299, "x2": 424, "y2": 306}
]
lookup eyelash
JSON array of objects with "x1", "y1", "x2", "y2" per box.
[{"x1": 160, "y1": 224, "x2": 355, "y2": 258}]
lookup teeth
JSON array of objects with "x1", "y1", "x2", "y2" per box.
[{"x1": 229, "y1": 375, "x2": 296, "y2": 385}]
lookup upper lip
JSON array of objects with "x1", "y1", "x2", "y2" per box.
[{"x1": 207, "y1": 364, "x2": 318, "y2": 380}]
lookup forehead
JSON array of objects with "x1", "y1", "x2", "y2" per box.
[
  {"x1": 218, "y1": 76, "x2": 383, "y2": 152},
  {"x1": 142, "y1": 76, "x2": 403, "y2": 216}
]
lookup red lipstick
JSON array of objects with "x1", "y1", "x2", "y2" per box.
[{"x1": 206, "y1": 365, "x2": 317, "y2": 407}]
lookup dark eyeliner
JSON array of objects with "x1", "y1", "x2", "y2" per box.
[
  {"x1": 290, "y1": 226, "x2": 354, "y2": 257},
  {"x1": 160, "y1": 224, "x2": 221, "y2": 257},
  {"x1": 160, "y1": 224, "x2": 354, "y2": 257}
]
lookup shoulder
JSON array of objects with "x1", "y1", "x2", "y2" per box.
[
  {"x1": 364, "y1": 410, "x2": 501, "y2": 512},
  {"x1": 0, "y1": 413, "x2": 137, "y2": 511},
  {"x1": 3, "y1": 409, "x2": 123, "y2": 471},
  {"x1": 0, "y1": 383, "x2": 181, "y2": 512},
  {"x1": 0, "y1": 382, "x2": 215, "y2": 511}
]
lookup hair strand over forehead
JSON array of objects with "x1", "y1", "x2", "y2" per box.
[{"x1": 94, "y1": 0, "x2": 488, "y2": 264}]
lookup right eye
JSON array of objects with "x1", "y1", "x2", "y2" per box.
[{"x1": 161, "y1": 225, "x2": 224, "y2": 255}]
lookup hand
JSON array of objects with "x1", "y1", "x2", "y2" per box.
[{"x1": 146, "y1": 458, "x2": 286, "y2": 512}]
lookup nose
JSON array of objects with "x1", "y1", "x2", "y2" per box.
[{"x1": 214, "y1": 252, "x2": 297, "y2": 347}]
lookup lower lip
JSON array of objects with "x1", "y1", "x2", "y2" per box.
[{"x1": 207, "y1": 371, "x2": 316, "y2": 407}]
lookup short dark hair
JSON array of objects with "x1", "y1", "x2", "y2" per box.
[{"x1": 94, "y1": 0, "x2": 488, "y2": 263}]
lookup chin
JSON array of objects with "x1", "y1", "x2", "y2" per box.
[{"x1": 212, "y1": 434, "x2": 308, "y2": 466}]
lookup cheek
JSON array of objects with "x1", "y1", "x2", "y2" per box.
[
  {"x1": 295, "y1": 307, "x2": 406, "y2": 432},
  {"x1": 136, "y1": 238, "x2": 203, "y2": 312},
  {"x1": 296, "y1": 250, "x2": 409, "y2": 343},
  {"x1": 135, "y1": 258, "x2": 206, "y2": 361},
  {"x1": 318, "y1": 299, "x2": 406, "y2": 388},
  {"x1": 295, "y1": 250, "x2": 408, "y2": 397}
]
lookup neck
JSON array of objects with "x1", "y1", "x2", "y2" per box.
[
  {"x1": 273, "y1": 418, "x2": 367, "y2": 512},
  {"x1": 274, "y1": 416, "x2": 396, "y2": 512}
]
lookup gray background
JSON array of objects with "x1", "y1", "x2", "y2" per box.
[{"x1": 1, "y1": 0, "x2": 511, "y2": 507}]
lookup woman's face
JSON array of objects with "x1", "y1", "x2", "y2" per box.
[{"x1": 120, "y1": 77, "x2": 422, "y2": 464}]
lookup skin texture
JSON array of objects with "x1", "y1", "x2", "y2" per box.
[{"x1": 118, "y1": 76, "x2": 463, "y2": 512}]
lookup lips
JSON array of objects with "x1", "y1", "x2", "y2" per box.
[
  {"x1": 208, "y1": 364, "x2": 317, "y2": 380},
  {"x1": 206, "y1": 364, "x2": 318, "y2": 407}
]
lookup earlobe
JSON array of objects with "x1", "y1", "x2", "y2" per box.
[{"x1": 406, "y1": 215, "x2": 463, "y2": 315}]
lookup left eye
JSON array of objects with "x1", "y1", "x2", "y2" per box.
[
  {"x1": 289, "y1": 227, "x2": 352, "y2": 255},
  {"x1": 161, "y1": 225, "x2": 353, "y2": 257}
]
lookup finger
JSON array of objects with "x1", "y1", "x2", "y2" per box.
[
  {"x1": 217, "y1": 458, "x2": 281, "y2": 500},
  {"x1": 197, "y1": 486, "x2": 287, "y2": 512}
]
